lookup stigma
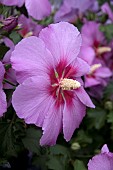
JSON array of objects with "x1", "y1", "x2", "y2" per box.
[
  {"x1": 60, "y1": 78, "x2": 81, "y2": 90},
  {"x1": 96, "y1": 47, "x2": 111, "y2": 55},
  {"x1": 89, "y1": 64, "x2": 102, "y2": 75}
]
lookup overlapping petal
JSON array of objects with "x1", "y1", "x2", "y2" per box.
[
  {"x1": 88, "y1": 145, "x2": 113, "y2": 170},
  {"x1": 71, "y1": 57, "x2": 90, "y2": 77},
  {"x1": 11, "y1": 36, "x2": 55, "y2": 83},
  {"x1": 12, "y1": 76, "x2": 53, "y2": 127},
  {"x1": 95, "y1": 67, "x2": 112, "y2": 78},
  {"x1": 40, "y1": 103, "x2": 63, "y2": 146},
  {"x1": 63, "y1": 95, "x2": 86, "y2": 141},
  {"x1": 75, "y1": 86, "x2": 95, "y2": 108},
  {"x1": 25, "y1": 0, "x2": 51, "y2": 20},
  {"x1": 39, "y1": 22, "x2": 82, "y2": 65}
]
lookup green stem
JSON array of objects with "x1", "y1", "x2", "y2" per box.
[{"x1": 3, "y1": 78, "x2": 16, "y2": 87}]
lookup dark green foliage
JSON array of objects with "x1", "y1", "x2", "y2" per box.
[{"x1": 100, "y1": 24, "x2": 113, "y2": 42}]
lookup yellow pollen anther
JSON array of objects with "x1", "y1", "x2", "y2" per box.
[
  {"x1": 60, "y1": 78, "x2": 81, "y2": 90},
  {"x1": 96, "y1": 47, "x2": 111, "y2": 55},
  {"x1": 89, "y1": 64, "x2": 102, "y2": 74},
  {"x1": 24, "y1": 31, "x2": 33, "y2": 38}
]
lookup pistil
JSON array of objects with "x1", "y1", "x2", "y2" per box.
[
  {"x1": 89, "y1": 64, "x2": 102, "y2": 75},
  {"x1": 96, "y1": 47, "x2": 111, "y2": 55},
  {"x1": 60, "y1": 78, "x2": 81, "y2": 90}
]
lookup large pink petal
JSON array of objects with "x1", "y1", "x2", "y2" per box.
[
  {"x1": 39, "y1": 22, "x2": 82, "y2": 65},
  {"x1": 12, "y1": 76, "x2": 54, "y2": 127},
  {"x1": 11, "y1": 36, "x2": 54, "y2": 83},
  {"x1": 75, "y1": 86, "x2": 95, "y2": 108},
  {"x1": 95, "y1": 67, "x2": 112, "y2": 78},
  {"x1": 63, "y1": 95, "x2": 86, "y2": 141},
  {"x1": 79, "y1": 45, "x2": 95, "y2": 65},
  {"x1": 88, "y1": 153, "x2": 113, "y2": 170},
  {"x1": 85, "y1": 76, "x2": 100, "y2": 88},
  {"x1": 25, "y1": 0, "x2": 51, "y2": 20},
  {"x1": 40, "y1": 103, "x2": 63, "y2": 146},
  {"x1": 0, "y1": 89, "x2": 7, "y2": 117}
]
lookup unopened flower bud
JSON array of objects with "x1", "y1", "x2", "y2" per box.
[
  {"x1": 71, "y1": 142, "x2": 81, "y2": 150},
  {"x1": 1, "y1": 16, "x2": 18, "y2": 32},
  {"x1": 105, "y1": 101, "x2": 113, "y2": 110}
]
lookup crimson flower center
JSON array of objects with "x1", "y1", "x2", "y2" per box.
[{"x1": 49, "y1": 60, "x2": 81, "y2": 105}]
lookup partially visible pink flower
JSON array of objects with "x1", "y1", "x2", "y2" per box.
[
  {"x1": 101, "y1": 2, "x2": 113, "y2": 22},
  {"x1": 18, "y1": 15, "x2": 43, "y2": 38},
  {"x1": 0, "y1": 61, "x2": 7, "y2": 117},
  {"x1": 11, "y1": 22, "x2": 94, "y2": 146},
  {"x1": 25, "y1": 0, "x2": 51, "y2": 20},
  {"x1": 84, "y1": 64, "x2": 112, "y2": 88},
  {"x1": 80, "y1": 21, "x2": 105, "y2": 65},
  {"x1": 0, "y1": 0, "x2": 51, "y2": 20},
  {"x1": 80, "y1": 21, "x2": 111, "y2": 65},
  {"x1": 54, "y1": 0, "x2": 98, "y2": 23},
  {"x1": 2, "y1": 38, "x2": 17, "y2": 89},
  {"x1": 88, "y1": 144, "x2": 113, "y2": 170},
  {"x1": 0, "y1": 0, "x2": 24, "y2": 7},
  {"x1": 79, "y1": 21, "x2": 112, "y2": 88}
]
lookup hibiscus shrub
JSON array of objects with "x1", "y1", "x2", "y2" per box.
[{"x1": 0, "y1": 0, "x2": 113, "y2": 170}]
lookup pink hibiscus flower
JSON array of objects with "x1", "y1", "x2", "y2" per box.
[
  {"x1": 88, "y1": 144, "x2": 113, "y2": 170},
  {"x1": 18, "y1": 14, "x2": 43, "y2": 38},
  {"x1": 79, "y1": 21, "x2": 112, "y2": 88},
  {"x1": 11, "y1": 22, "x2": 94, "y2": 146},
  {"x1": 54, "y1": 0, "x2": 98, "y2": 23},
  {"x1": 0, "y1": 61, "x2": 7, "y2": 117},
  {"x1": 80, "y1": 21, "x2": 111, "y2": 65}
]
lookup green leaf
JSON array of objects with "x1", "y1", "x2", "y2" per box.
[
  {"x1": 107, "y1": 111, "x2": 113, "y2": 124},
  {"x1": 50, "y1": 144, "x2": 70, "y2": 156},
  {"x1": 100, "y1": 24, "x2": 113, "y2": 42},
  {"x1": 47, "y1": 156, "x2": 65, "y2": 170},
  {"x1": 76, "y1": 130, "x2": 92, "y2": 144},
  {"x1": 87, "y1": 108, "x2": 106, "y2": 129},
  {"x1": 103, "y1": 81, "x2": 113, "y2": 99},
  {"x1": 22, "y1": 127, "x2": 41, "y2": 155},
  {"x1": 32, "y1": 155, "x2": 47, "y2": 170},
  {"x1": 0, "y1": 45, "x2": 9, "y2": 60},
  {"x1": 9, "y1": 31, "x2": 21, "y2": 44},
  {"x1": 0, "y1": 122, "x2": 17, "y2": 157},
  {"x1": 73, "y1": 160, "x2": 87, "y2": 170},
  {"x1": 46, "y1": 144, "x2": 70, "y2": 170}
]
